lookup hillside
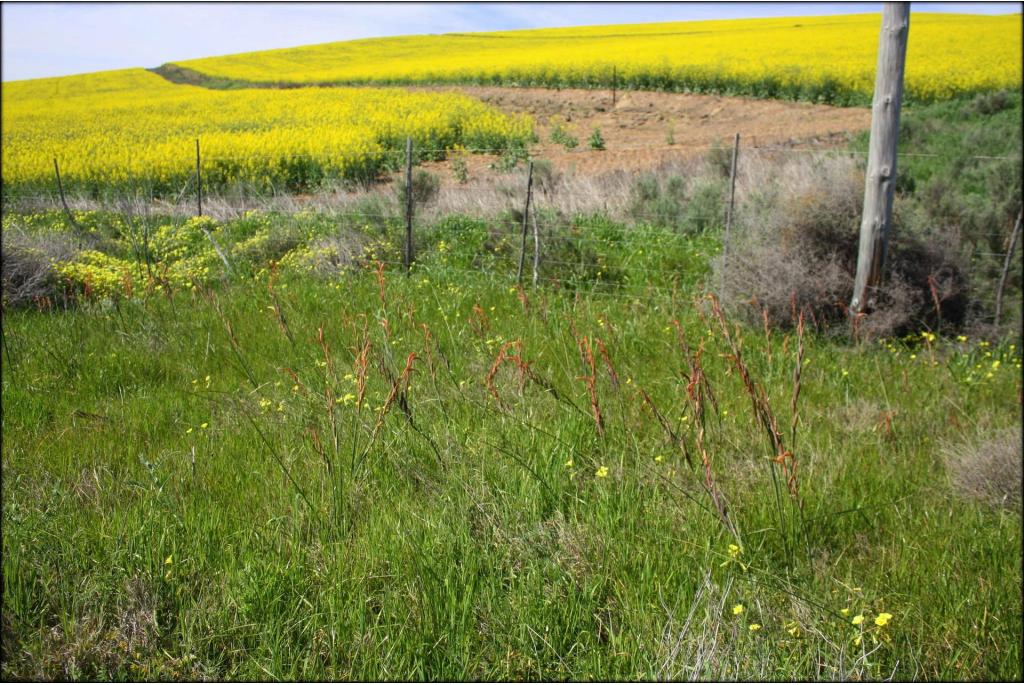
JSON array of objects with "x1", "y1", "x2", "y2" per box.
[{"x1": 170, "y1": 13, "x2": 1023, "y2": 104}]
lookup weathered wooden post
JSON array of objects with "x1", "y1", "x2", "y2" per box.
[
  {"x1": 850, "y1": 3, "x2": 910, "y2": 317},
  {"x1": 516, "y1": 161, "x2": 534, "y2": 284},
  {"x1": 195, "y1": 138, "x2": 203, "y2": 217},
  {"x1": 719, "y1": 133, "x2": 740, "y2": 292},
  {"x1": 404, "y1": 136, "x2": 414, "y2": 275},
  {"x1": 192, "y1": 138, "x2": 232, "y2": 273},
  {"x1": 531, "y1": 203, "x2": 541, "y2": 286},
  {"x1": 994, "y1": 208, "x2": 1023, "y2": 328},
  {"x1": 52, "y1": 157, "x2": 83, "y2": 236}
]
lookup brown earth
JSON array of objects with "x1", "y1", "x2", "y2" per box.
[{"x1": 410, "y1": 85, "x2": 872, "y2": 180}]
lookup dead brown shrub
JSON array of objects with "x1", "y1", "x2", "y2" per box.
[
  {"x1": 715, "y1": 153, "x2": 969, "y2": 337},
  {"x1": 943, "y1": 427, "x2": 1022, "y2": 510},
  {"x1": 1, "y1": 228, "x2": 76, "y2": 308}
]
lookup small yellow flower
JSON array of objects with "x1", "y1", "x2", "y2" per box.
[
  {"x1": 874, "y1": 612, "x2": 893, "y2": 627},
  {"x1": 909, "y1": 354, "x2": 917, "y2": 360},
  {"x1": 595, "y1": 465, "x2": 609, "y2": 478},
  {"x1": 956, "y1": 335, "x2": 968, "y2": 343},
  {"x1": 748, "y1": 623, "x2": 761, "y2": 632},
  {"x1": 164, "y1": 554, "x2": 173, "y2": 565},
  {"x1": 565, "y1": 459, "x2": 574, "y2": 468},
  {"x1": 840, "y1": 608, "x2": 850, "y2": 616},
  {"x1": 200, "y1": 422, "x2": 209, "y2": 430},
  {"x1": 853, "y1": 634, "x2": 862, "y2": 646},
  {"x1": 732, "y1": 604, "x2": 744, "y2": 615},
  {"x1": 841, "y1": 369, "x2": 849, "y2": 377},
  {"x1": 654, "y1": 455, "x2": 665, "y2": 463},
  {"x1": 852, "y1": 614, "x2": 865, "y2": 626}
]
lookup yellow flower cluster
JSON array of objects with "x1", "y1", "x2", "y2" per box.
[
  {"x1": 1, "y1": 69, "x2": 533, "y2": 192},
  {"x1": 176, "y1": 13, "x2": 1021, "y2": 103}
]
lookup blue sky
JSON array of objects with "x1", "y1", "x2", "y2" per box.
[{"x1": 2, "y1": 2, "x2": 1018, "y2": 82}]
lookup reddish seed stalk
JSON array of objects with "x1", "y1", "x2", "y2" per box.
[
  {"x1": 594, "y1": 337, "x2": 620, "y2": 391},
  {"x1": 317, "y1": 325, "x2": 336, "y2": 380},
  {"x1": 575, "y1": 335, "x2": 605, "y2": 437},
  {"x1": 708, "y1": 294, "x2": 800, "y2": 502},
  {"x1": 352, "y1": 326, "x2": 370, "y2": 410},
  {"x1": 372, "y1": 351, "x2": 417, "y2": 438}
]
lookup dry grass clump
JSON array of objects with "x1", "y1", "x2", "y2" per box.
[
  {"x1": 1, "y1": 228, "x2": 77, "y2": 308},
  {"x1": 714, "y1": 153, "x2": 968, "y2": 337},
  {"x1": 943, "y1": 427, "x2": 1022, "y2": 510}
]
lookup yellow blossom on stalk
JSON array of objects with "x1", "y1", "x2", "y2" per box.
[
  {"x1": 852, "y1": 614, "x2": 865, "y2": 625},
  {"x1": 655, "y1": 454, "x2": 665, "y2": 463},
  {"x1": 874, "y1": 612, "x2": 893, "y2": 627},
  {"x1": 565, "y1": 459, "x2": 574, "y2": 468},
  {"x1": 596, "y1": 465, "x2": 609, "y2": 478},
  {"x1": 732, "y1": 604, "x2": 744, "y2": 615},
  {"x1": 921, "y1": 331, "x2": 936, "y2": 342},
  {"x1": 840, "y1": 608, "x2": 850, "y2": 616},
  {"x1": 957, "y1": 335, "x2": 968, "y2": 343},
  {"x1": 748, "y1": 623, "x2": 761, "y2": 632}
]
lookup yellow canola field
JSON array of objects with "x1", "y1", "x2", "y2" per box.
[
  {"x1": 1, "y1": 69, "x2": 533, "y2": 193},
  {"x1": 176, "y1": 13, "x2": 1022, "y2": 103}
]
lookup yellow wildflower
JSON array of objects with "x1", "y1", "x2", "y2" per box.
[
  {"x1": 748, "y1": 623, "x2": 761, "y2": 632},
  {"x1": 732, "y1": 604, "x2": 744, "y2": 615},
  {"x1": 596, "y1": 465, "x2": 609, "y2": 478},
  {"x1": 852, "y1": 614, "x2": 864, "y2": 625},
  {"x1": 874, "y1": 612, "x2": 893, "y2": 627}
]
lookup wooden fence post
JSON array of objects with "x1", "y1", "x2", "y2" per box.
[
  {"x1": 517, "y1": 161, "x2": 535, "y2": 284},
  {"x1": 190, "y1": 138, "x2": 232, "y2": 273},
  {"x1": 720, "y1": 133, "x2": 740, "y2": 292},
  {"x1": 195, "y1": 138, "x2": 203, "y2": 217},
  {"x1": 52, "y1": 158, "x2": 83, "y2": 238},
  {"x1": 994, "y1": 208, "x2": 1023, "y2": 328},
  {"x1": 404, "y1": 137, "x2": 414, "y2": 275},
  {"x1": 850, "y1": 2, "x2": 910, "y2": 317},
  {"x1": 532, "y1": 202, "x2": 541, "y2": 286}
]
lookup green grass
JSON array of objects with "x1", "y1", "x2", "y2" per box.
[{"x1": 2, "y1": 213, "x2": 1021, "y2": 679}]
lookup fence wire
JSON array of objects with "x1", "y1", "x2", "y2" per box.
[{"x1": 3, "y1": 141, "x2": 1021, "y2": 327}]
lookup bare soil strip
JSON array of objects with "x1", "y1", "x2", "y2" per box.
[{"x1": 411, "y1": 85, "x2": 872, "y2": 180}]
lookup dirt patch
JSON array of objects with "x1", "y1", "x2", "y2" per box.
[{"x1": 410, "y1": 85, "x2": 872, "y2": 180}]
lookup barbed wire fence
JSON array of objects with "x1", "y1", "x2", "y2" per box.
[{"x1": 2, "y1": 136, "x2": 1021, "y2": 326}]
